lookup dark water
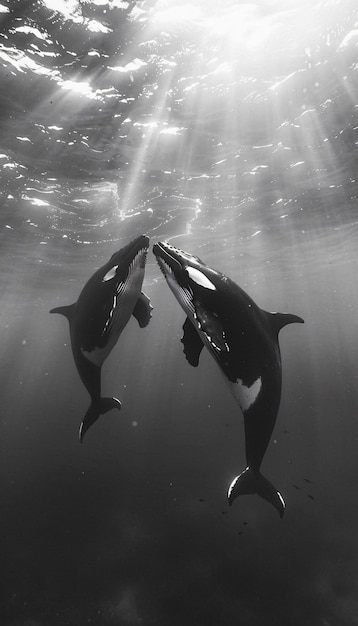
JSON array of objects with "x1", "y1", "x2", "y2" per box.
[{"x1": 1, "y1": 1, "x2": 358, "y2": 624}]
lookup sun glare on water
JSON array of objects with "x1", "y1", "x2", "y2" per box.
[
  {"x1": 143, "y1": 0, "x2": 339, "y2": 73},
  {"x1": 10, "y1": 0, "x2": 354, "y2": 229}
]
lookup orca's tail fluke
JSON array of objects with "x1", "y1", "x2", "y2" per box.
[
  {"x1": 227, "y1": 467, "x2": 285, "y2": 518},
  {"x1": 79, "y1": 397, "x2": 121, "y2": 443}
]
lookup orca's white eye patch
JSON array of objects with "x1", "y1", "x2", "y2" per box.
[
  {"x1": 186, "y1": 266, "x2": 216, "y2": 290},
  {"x1": 103, "y1": 265, "x2": 118, "y2": 282}
]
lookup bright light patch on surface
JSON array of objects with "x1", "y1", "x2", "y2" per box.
[
  {"x1": 90, "y1": 0, "x2": 129, "y2": 6},
  {"x1": 146, "y1": 0, "x2": 276, "y2": 49},
  {"x1": 147, "y1": 0, "x2": 284, "y2": 52},
  {"x1": 59, "y1": 80, "x2": 95, "y2": 97},
  {"x1": 87, "y1": 20, "x2": 110, "y2": 33},
  {"x1": 43, "y1": 0, "x2": 80, "y2": 19},
  {"x1": 109, "y1": 58, "x2": 147, "y2": 73},
  {"x1": 24, "y1": 197, "x2": 50, "y2": 207},
  {"x1": 42, "y1": 0, "x2": 110, "y2": 32},
  {"x1": 203, "y1": 5, "x2": 272, "y2": 50},
  {"x1": 339, "y1": 28, "x2": 358, "y2": 48},
  {"x1": 160, "y1": 126, "x2": 182, "y2": 135},
  {"x1": 0, "y1": 49, "x2": 57, "y2": 77},
  {"x1": 151, "y1": 3, "x2": 201, "y2": 29},
  {"x1": 14, "y1": 26, "x2": 50, "y2": 41},
  {"x1": 142, "y1": 0, "x2": 344, "y2": 80}
]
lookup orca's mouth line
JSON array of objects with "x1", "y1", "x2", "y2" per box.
[
  {"x1": 153, "y1": 244, "x2": 196, "y2": 316},
  {"x1": 123, "y1": 245, "x2": 149, "y2": 288},
  {"x1": 136, "y1": 245, "x2": 148, "y2": 269},
  {"x1": 155, "y1": 255, "x2": 175, "y2": 280},
  {"x1": 125, "y1": 236, "x2": 150, "y2": 272},
  {"x1": 153, "y1": 242, "x2": 183, "y2": 278},
  {"x1": 136, "y1": 236, "x2": 150, "y2": 267},
  {"x1": 128, "y1": 234, "x2": 150, "y2": 270}
]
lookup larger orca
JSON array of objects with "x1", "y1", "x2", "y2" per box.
[
  {"x1": 51, "y1": 234, "x2": 151, "y2": 442},
  {"x1": 153, "y1": 241, "x2": 303, "y2": 517}
]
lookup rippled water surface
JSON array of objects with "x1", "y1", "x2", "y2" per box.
[{"x1": 1, "y1": 1, "x2": 358, "y2": 625}]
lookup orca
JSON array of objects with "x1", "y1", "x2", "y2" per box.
[
  {"x1": 50, "y1": 235, "x2": 152, "y2": 442},
  {"x1": 153, "y1": 241, "x2": 303, "y2": 517}
]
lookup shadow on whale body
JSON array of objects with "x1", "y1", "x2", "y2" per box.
[
  {"x1": 153, "y1": 241, "x2": 304, "y2": 517},
  {"x1": 50, "y1": 235, "x2": 152, "y2": 442}
]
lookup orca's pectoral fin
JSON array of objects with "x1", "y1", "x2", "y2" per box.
[
  {"x1": 228, "y1": 467, "x2": 285, "y2": 518},
  {"x1": 79, "y1": 397, "x2": 121, "y2": 443},
  {"x1": 132, "y1": 292, "x2": 153, "y2": 328},
  {"x1": 181, "y1": 317, "x2": 204, "y2": 367},
  {"x1": 50, "y1": 304, "x2": 75, "y2": 321}
]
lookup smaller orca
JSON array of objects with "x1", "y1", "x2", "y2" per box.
[
  {"x1": 153, "y1": 241, "x2": 304, "y2": 517},
  {"x1": 50, "y1": 235, "x2": 151, "y2": 442}
]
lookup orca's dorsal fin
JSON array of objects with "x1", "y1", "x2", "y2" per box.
[
  {"x1": 181, "y1": 317, "x2": 204, "y2": 367},
  {"x1": 50, "y1": 304, "x2": 75, "y2": 321},
  {"x1": 266, "y1": 311, "x2": 304, "y2": 336},
  {"x1": 132, "y1": 292, "x2": 152, "y2": 328}
]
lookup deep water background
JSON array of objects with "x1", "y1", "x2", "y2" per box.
[{"x1": 1, "y1": 1, "x2": 358, "y2": 625}]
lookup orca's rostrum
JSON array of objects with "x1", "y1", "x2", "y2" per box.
[
  {"x1": 51, "y1": 235, "x2": 152, "y2": 442},
  {"x1": 153, "y1": 241, "x2": 304, "y2": 517}
]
